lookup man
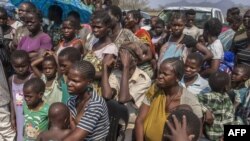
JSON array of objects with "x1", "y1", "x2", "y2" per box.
[{"x1": 183, "y1": 9, "x2": 201, "y2": 40}]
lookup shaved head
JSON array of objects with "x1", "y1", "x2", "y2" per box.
[{"x1": 49, "y1": 102, "x2": 70, "y2": 122}]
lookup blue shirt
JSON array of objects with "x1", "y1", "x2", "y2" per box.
[{"x1": 180, "y1": 74, "x2": 211, "y2": 95}]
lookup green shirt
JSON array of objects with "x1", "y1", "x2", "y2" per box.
[
  {"x1": 23, "y1": 102, "x2": 49, "y2": 141},
  {"x1": 198, "y1": 92, "x2": 234, "y2": 141}
]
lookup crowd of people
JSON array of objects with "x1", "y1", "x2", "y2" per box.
[{"x1": 0, "y1": 1, "x2": 250, "y2": 141}]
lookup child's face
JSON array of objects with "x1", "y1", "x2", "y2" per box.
[
  {"x1": 42, "y1": 61, "x2": 57, "y2": 79},
  {"x1": 23, "y1": 86, "x2": 42, "y2": 108},
  {"x1": 91, "y1": 18, "x2": 109, "y2": 38},
  {"x1": 26, "y1": 13, "x2": 41, "y2": 33},
  {"x1": 0, "y1": 12, "x2": 8, "y2": 26},
  {"x1": 231, "y1": 67, "x2": 247, "y2": 83},
  {"x1": 184, "y1": 59, "x2": 200, "y2": 78},
  {"x1": 12, "y1": 58, "x2": 29, "y2": 76},
  {"x1": 171, "y1": 18, "x2": 185, "y2": 37},
  {"x1": 156, "y1": 62, "x2": 178, "y2": 88},
  {"x1": 155, "y1": 23, "x2": 164, "y2": 36},
  {"x1": 62, "y1": 21, "x2": 76, "y2": 39},
  {"x1": 67, "y1": 68, "x2": 90, "y2": 95},
  {"x1": 58, "y1": 56, "x2": 73, "y2": 75}
]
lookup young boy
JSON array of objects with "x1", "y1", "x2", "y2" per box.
[
  {"x1": 37, "y1": 102, "x2": 71, "y2": 140},
  {"x1": 23, "y1": 78, "x2": 49, "y2": 140},
  {"x1": 64, "y1": 60, "x2": 109, "y2": 141},
  {"x1": 230, "y1": 64, "x2": 250, "y2": 124},
  {"x1": 198, "y1": 72, "x2": 234, "y2": 141},
  {"x1": 180, "y1": 53, "x2": 210, "y2": 95},
  {"x1": 58, "y1": 47, "x2": 81, "y2": 104}
]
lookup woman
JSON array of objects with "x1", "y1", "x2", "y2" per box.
[
  {"x1": 17, "y1": 10, "x2": 52, "y2": 61},
  {"x1": 124, "y1": 10, "x2": 155, "y2": 78},
  {"x1": 135, "y1": 57, "x2": 202, "y2": 141},
  {"x1": 107, "y1": 5, "x2": 140, "y2": 48},
  {"x1": 158, "y1": 14, "x2": 212, "y2": 66}
]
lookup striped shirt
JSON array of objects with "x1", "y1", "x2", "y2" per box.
[
  {"x1": 67, "y1": 90, "x2": 109, "y2": 140},
  {"x1": 231, "y1": 32, "x2": 250, "y2": 66}
]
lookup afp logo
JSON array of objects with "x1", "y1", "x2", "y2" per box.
[{"x1": 224, "y1": 125, "x2": 250, "y2": 140}]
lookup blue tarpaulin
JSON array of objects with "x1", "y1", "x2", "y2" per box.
[{"x1": 10, "y1": 0, "x2": 92, "y2": 23}]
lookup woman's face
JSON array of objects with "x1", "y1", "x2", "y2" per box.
[
  {"x1": 26, "y1": 13, "x2": 41, "y2": 33},
  {"x1": 156, "y1": 62, "x2": 179, "y2": 88},
  {"x1": 91, "y1": 18, "x2": 109, "y2": 38},
  {"x1": 67, "y1": 68, "x2": 90, "y2": 95},
  {"x1": 0, "y1": 12, "x2": 7, "y2": 26},
  {"x1": 171, "y1": 18, "x2": 185, "y2": 37},
  {"x1": 62, "y1": 21, "x2": 76, "y2": 39},
  {"x1": 124, "y1": 13, "x2": 137, "y2": 29}
]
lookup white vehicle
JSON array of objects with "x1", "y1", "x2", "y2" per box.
[{"x1": 158, "y1": 6, "x2": 225, "y2": 29}]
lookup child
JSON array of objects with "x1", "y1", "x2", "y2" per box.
[
  {"x1": 180, "y1": 52, "x2": 210, "y2": 95},
  {"x1": 197, "y1": 35, "x2": 206, "y2": 46},
  {"x1": 9, "y1": 50, "x2": 33, "y2": 141},
  {"x1": 58, "y1": 47, "x2": 81, "y2": 104},
  {"x1": 230, "y1": 64, "x2": 250, "y2": 124},
  {"x1": 198, "y1": 72, "x2": 234, "y2": 141},
  {"x1": 64, "y1": 60, "x2": 109, "y2": 140},
  {"x1": 23, "y1": 78, "x2": 49, "y2": 140},
  {"x1": 31, "y1": 53, "x2": 62, "y2": 105},
  {"x1": 37, "y1": 102, "x2": 70, "y2": 141},
  {"x1": 55, "y1": 19, "x2": 83, "y2": 56},
  {"x1": 163, "y1": 109, "x2": 201, "y2": 141}
]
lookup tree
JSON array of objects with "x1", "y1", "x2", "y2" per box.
[{"x1": 117, "y1": 0, "x2": 149, "y2": 10}]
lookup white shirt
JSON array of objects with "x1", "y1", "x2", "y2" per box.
[
  {"x1": 180, "y1": 74, "x2": 211, "y2": 95},
  {"x1": 207, "y1": 39, "x2": 224, "y2": 60}
]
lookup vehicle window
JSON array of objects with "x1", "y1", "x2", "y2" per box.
[
  {"x1": 215, "y1": 11, "x2": 222, "y2": 22},
  {"x1": 159, "y1": 10, "x2": 212, "y2": 29}
]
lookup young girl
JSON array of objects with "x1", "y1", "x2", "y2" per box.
[
  {"x1": 55, "y1": 19, "x2": 83, "y2": 56},
  {"x1": 31, "y1": 52, "x2": 62, "y2": 105},
  {"x1": 23, "y1": 78, "x2": 49, "y2": 140},
  {"x1": 84, "y1": 10, "x2": 118, "y2": 91},
  {"x1": 158, "y1": 14, "x2": 212, "y2": 66},
  {"x1": 9, "y1": 50, "x2": 33, "y2": 141}
]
